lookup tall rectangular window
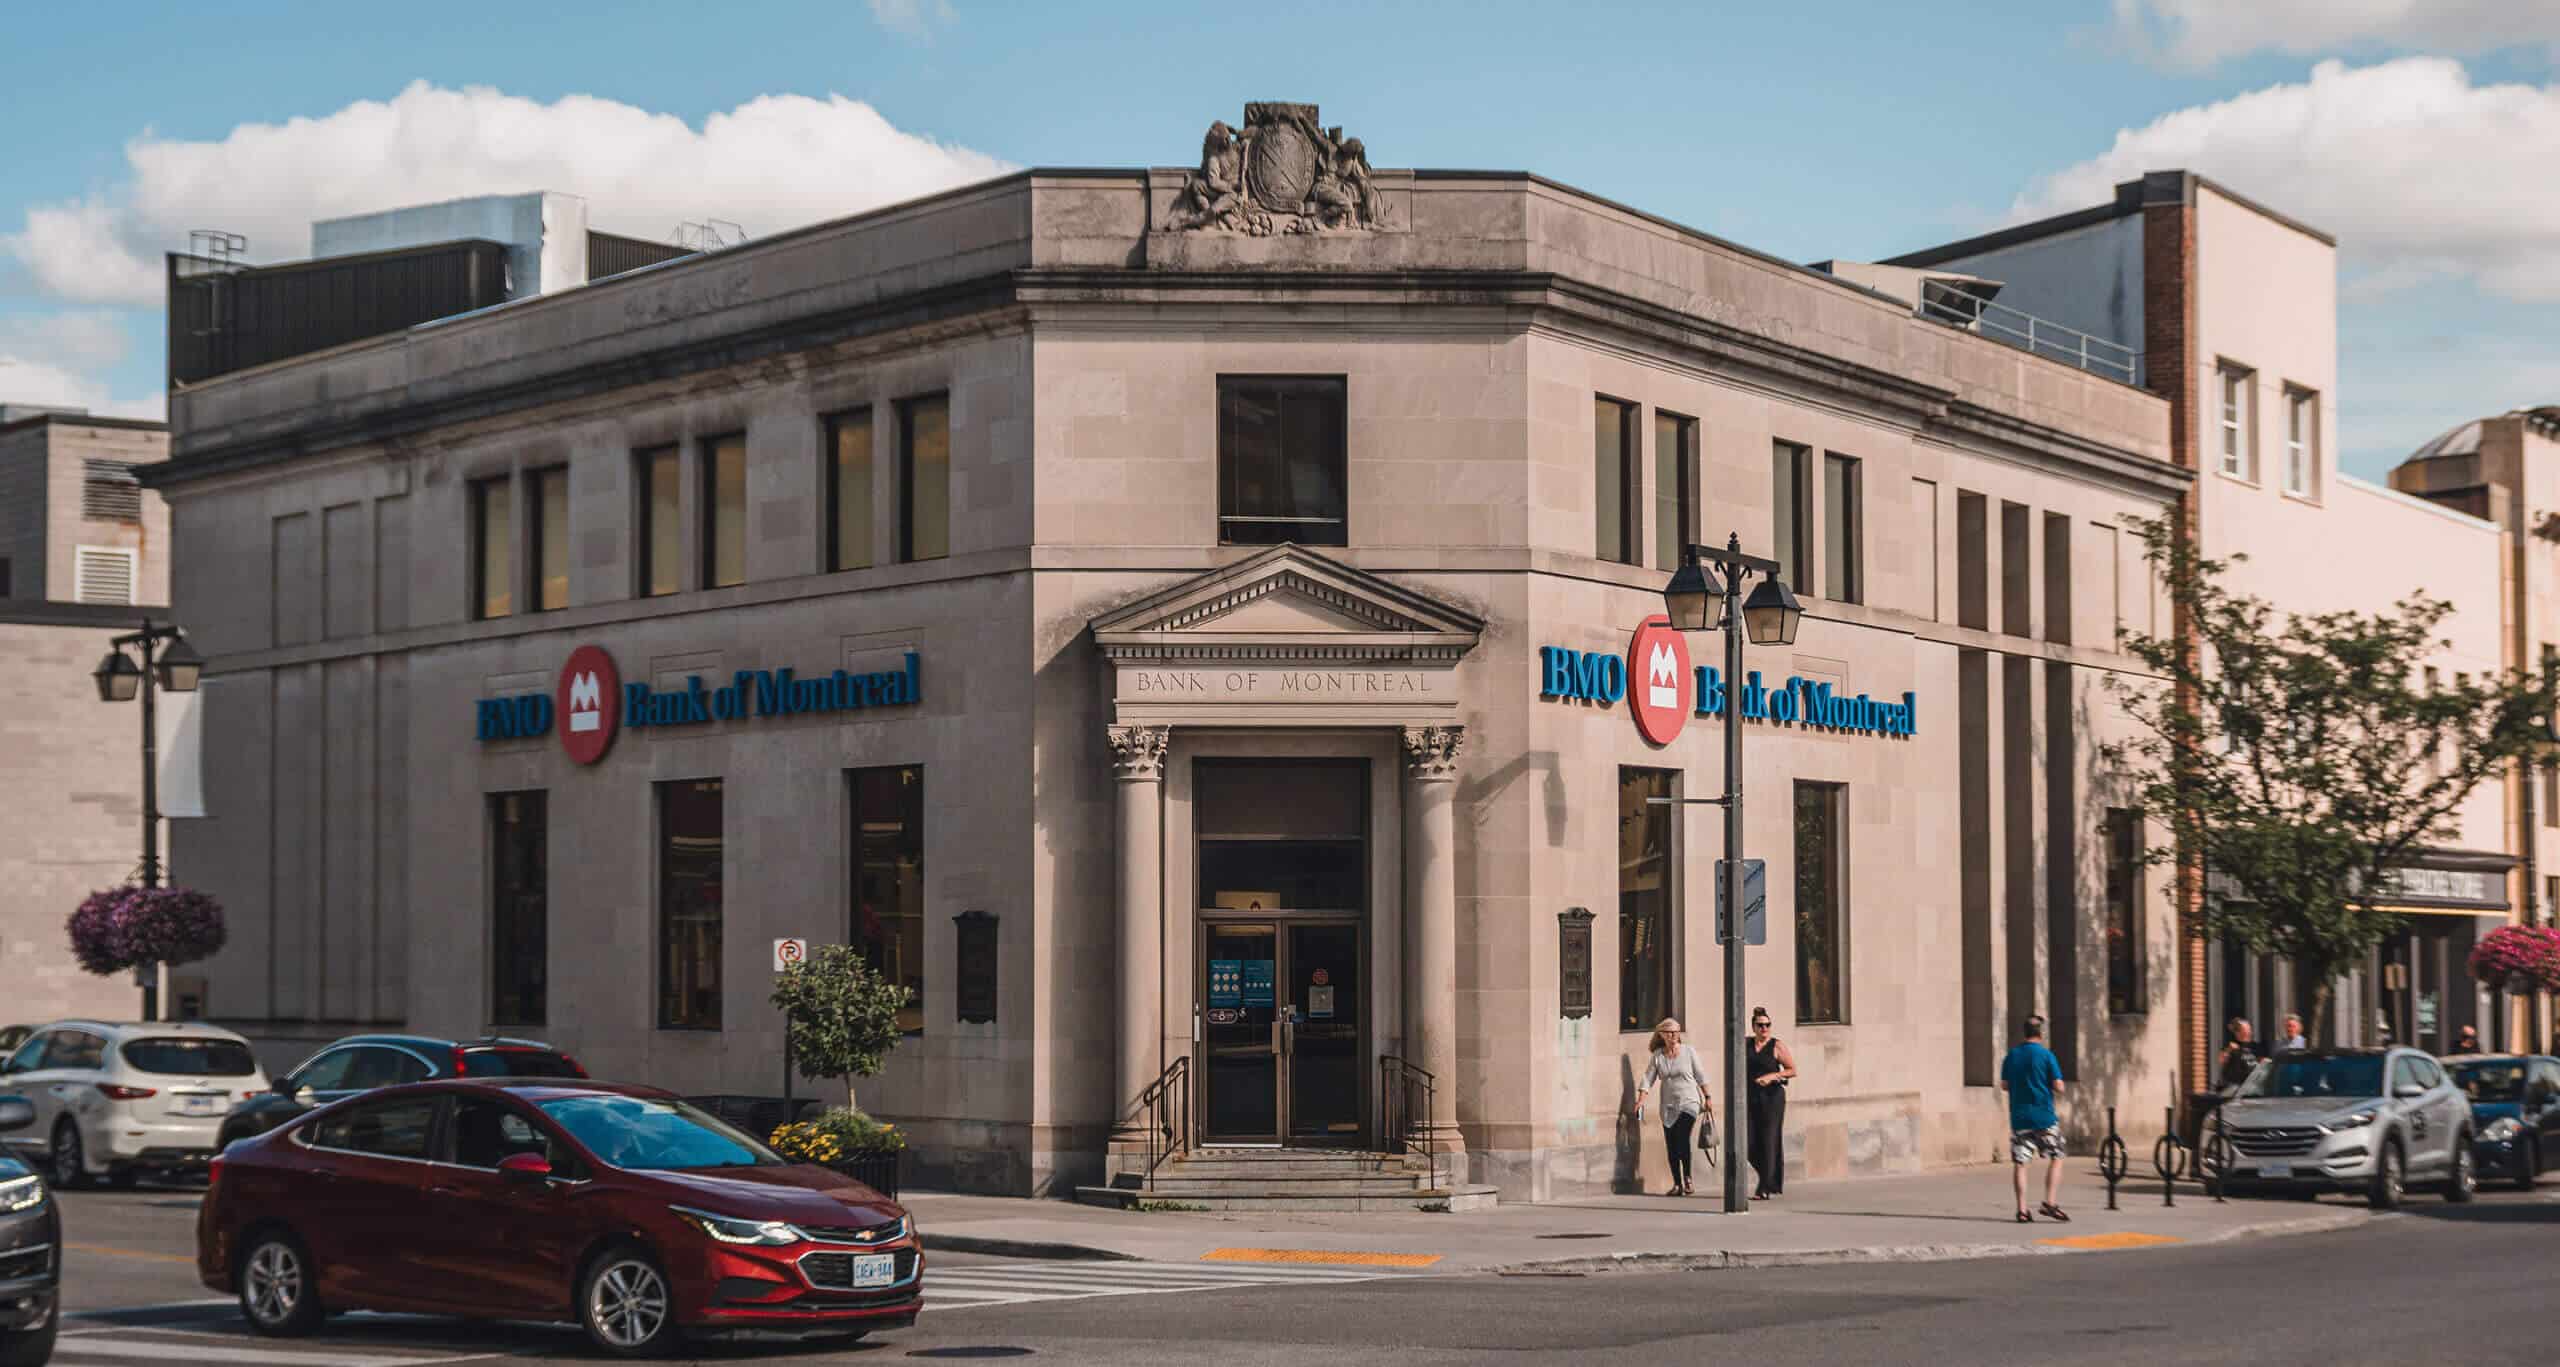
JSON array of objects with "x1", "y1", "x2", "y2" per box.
[
  {"x1": 1956, "y1": 490, "x2": 1988, "y2": 631},
  {"x1": 2043, "y1": 512, "x2": 2072, "y2": 646},
  {"x1": 1217, "y1": 376, "x2": 1346, "y2": 546},
  {"x1": 1654, "y1": 412, "x2": 1698, "y2": 572},
  {"x1": 702, "y1": 434, "x2": 746, "y2": 589},
  {"x1": 2284, "y1": 387, "x2": 2319, "y2": 498},
  {"x1": 657, "y1": 778, "x2": 724, "y2": 1030},
  {"x1": 489, "y1": 791, "x2": 548, "y2": 1027},
  {"x1": 900, "y1": 393, "x2": 951, "y2": 562},
  {"x1": 2218, "y1": 364, "x2": 2254, "y2": 480},
  {"x1": 1794, "y1": 781, "x2": 1847, "y2": 1025},
  {"x1": 2001, "y1": 501, "x2": 2032, "y2": 638},
  {"x1": 638, "y1": 446, "x2": 680, "y2": 597},
  {"x1": 1772, "y1": 441, "x2": 1812, "y2": 593},
  {"x1": 2545, "y1": 645, "x2": 2558, "y2": 825},
  {"x1": 1822, "y1": 452, "x2": 1862, "y2": 604},
  {"x1": 529, "y1": 466, "x2": 569, "y2": 612},
  {"x1": 851, "y1": 765, "x2": 926, "y2": 1035},
  {"x1": 2105, "y1": 807, "x2": 2144, "y2": 1016},
  {"x1": 1618, "y1": 767, "x2": 1677, "y2": 1032},
  {"x1": 825, "y1": 408, "x2": 875, "y2": 572},
  {"x1": 470, "y1": 474, "x2": 512, "y2": 620},
  {"x1": 1593, "y1": 396, "x2": 1637, "y2": 565}
]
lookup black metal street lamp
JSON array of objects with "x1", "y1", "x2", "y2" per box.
[
  {"x1": 91, "y1": 619, "x2": 200, "y2": 1019},
  {"x1": 1657, "y1": 533, "x2": 1802, "y2": 1213}
]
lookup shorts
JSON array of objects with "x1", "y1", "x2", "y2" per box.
[{"x1": 2010, "y1": 1126, "x2": 2065, "y2": 1164}]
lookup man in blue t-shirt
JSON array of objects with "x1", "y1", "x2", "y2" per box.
[{"x1": 1999, "y1": 1015, "x2": 2068, "y2": 1223}]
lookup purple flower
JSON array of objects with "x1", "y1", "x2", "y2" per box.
[
  {"x1": 64, "y1": 886, "x2": 228, "y2": 977},
  {"x1": 2469, "y1": 925, "x2": 2560, "y2": 992}
]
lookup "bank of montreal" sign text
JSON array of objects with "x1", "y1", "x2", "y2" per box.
[{"x1": 1539, "y1": 641, "x2": 1916, "y2": 740}]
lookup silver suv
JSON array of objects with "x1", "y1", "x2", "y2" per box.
[
  {"x1": 2217, "y1": 1046, "x2": 2476, "y2": 1209},
  {"x1": 0, "y1": 1021, "x2": 269, "y2": 1187}
]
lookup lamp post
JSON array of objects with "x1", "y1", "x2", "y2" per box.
[
  {"x1": 91, "y1": 618, "x2": 202, "y2": 1021},
  {"x1": 1658, "y1": 533, "x2": 1803, "y2": 1213}
]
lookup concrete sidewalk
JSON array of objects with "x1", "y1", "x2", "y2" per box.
[{"x1": 903, "y1": 1163, "x2": 2372, "y2": 1273}]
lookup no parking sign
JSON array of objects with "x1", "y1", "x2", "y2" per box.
[{"x1": 773, "y1": 937, "x2": 810, "y2": 972}]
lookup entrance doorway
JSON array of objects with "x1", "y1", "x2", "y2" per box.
[{"x1": 1194, "y1": 759, "x2": 1368, "y2": 1146}]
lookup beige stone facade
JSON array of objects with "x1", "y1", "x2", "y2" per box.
[{"x1": 153, "y1": 151, "x2": 2191, "y2": 1198}]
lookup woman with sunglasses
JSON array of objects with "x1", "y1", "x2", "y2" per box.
[
  {"x1": 1747, "y1": 1008, "x2": 1797, "y2": 1200},
  {"x1": 1629, "y1": 1017, "x2": 1711, "y2": 1196}
]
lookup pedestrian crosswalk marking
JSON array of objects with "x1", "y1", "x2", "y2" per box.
[
  {"x1": 1202, "y1": 1246, "x2": 1443, "y2": 1267},
  {"x1": 923, "y1": 1257, "x2": 1417, "y2": 1312},
  {"x1": 52, "y1": 1333, "x2": 456, "y2": 1365}
]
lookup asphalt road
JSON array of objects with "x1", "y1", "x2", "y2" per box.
[{"x1": 39, "y1": 1178, "x2": 2560, "y2": 1365}]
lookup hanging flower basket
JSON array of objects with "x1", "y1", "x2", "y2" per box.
[
  {"x1": 2467, "y1": 925, "x2": 2560, "y2": 994},
  {"x1": 66, "y1": 886, "x2": 228, "y2": 976}
]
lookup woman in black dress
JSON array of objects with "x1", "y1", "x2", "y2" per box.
[{"x1": 1747, "y1": 1008, "x2": 1797, "y2": 1200}]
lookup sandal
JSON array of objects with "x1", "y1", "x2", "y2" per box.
[
  {"x1": 2038, "y1": 1203, "x2": 2070, "y2": 1222},
  {"x1": 2016, "y1": 1211, "x2": 2033, "y2": 1223}
]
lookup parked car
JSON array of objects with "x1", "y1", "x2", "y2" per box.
[
  {"x1": 217, "y1": 1034, "x2": 584, "y2": 1150},
  {"x1": 197, "y1": 1079, "x2": 920, "y2": 1356},
  {"x1": 0, "y1": 1093, "x2": 57, "y2": 1367},
  {"x1": 0, "y1": 1022, "x2": 268, "y2": 1188},
  {"x1": 2215, "y1": 1046, "x2": 2476, "y2": 1208},
  {"x1": 2445, "y1": 1053, "x2": 2560, "y2": 1190}
]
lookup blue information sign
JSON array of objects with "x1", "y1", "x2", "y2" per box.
[
  {"x1": 1208, "y1": 959, "x2": 1243, "y2": 1008},
  {"x1": 1242, "y1": 959, "x2": 1276, "y2": 1008}
]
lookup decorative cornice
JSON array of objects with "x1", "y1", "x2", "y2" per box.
[
  {"x1": 1401, "y1": 724, "x2": 1465, "y2": 781},
  {"x1": 1107, "y1": 724, "x2": 1171, "y2": 781}
]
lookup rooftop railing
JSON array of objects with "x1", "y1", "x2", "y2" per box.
[{"x1": 1917, "y1": 285, "x2": 2140, "y2": 387}]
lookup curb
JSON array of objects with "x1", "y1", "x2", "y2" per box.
[
  {"x1": 1485, "y1": 1208, "x2": 2370, "y2": 1277},
  {"x1": 921, "y1": 1233, "x2": 1141, "y2": 1261}
]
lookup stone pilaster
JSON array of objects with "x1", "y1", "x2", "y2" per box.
[
  {"x1": 1109, "y1": 724, "x2": 1171, "y2": 1147},
  {"x1": 1401, "y1": 724, "x2": 1465, "y2": 1156}
]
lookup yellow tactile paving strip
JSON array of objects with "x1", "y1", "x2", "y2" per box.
[
  {"x1": 2037, "y1": 1232, "x2": 2185, "y2": 1250},
  {"x1": 1202, "y1": 1248, "x2": 1444, "y2": 1267}
]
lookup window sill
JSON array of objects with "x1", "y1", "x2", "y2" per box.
[
  {"x1": 2280, "y1": 488, "x2": 2322, "y2": 508},
  {"x1": 2214, "y1": 469, "x2": 2261, "y2": 489}
]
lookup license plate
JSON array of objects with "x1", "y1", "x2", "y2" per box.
[
  {"x1": 2258, "y1": 1161, "x2": 2292, "y2": 1179},
  {"x1": 174, "y1": 1095, "x2": 225, "y2": 1117},
  {"x1": 852, "y1": 1253, "x2": 896, "y2": 1289}
]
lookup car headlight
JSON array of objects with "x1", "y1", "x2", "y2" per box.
[
  {"x1": 2483, "y1": 1117, "x2": 2523, "y2": 1142},
  {"x1": 2321, "y1": 1110, "x2": 2377, "y2": 1132},
  {"x1": 0, "y1": 1175, "x2": 44, "y2": 1214},
  {"x1": 671, "y1": 1205, "x2": 800, "y2": 1246}
]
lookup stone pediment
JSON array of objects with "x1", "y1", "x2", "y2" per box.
[{"x1": 1091, "y1": 544, "x2": 1482, "y2": 665}]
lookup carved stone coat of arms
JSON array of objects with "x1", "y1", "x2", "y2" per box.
[{"x1": 1166, "y1": 103, "x2": 1383, "y2": 234}]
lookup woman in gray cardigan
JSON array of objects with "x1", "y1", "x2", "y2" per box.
[{"x1": 1629, "y1": 1017, "x2": 1712, "y2": 1196}]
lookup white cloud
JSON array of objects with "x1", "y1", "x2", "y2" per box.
[
  {"x1": 0, "y1": 352, "x2": 164, "y2": 421},
  {"x1": 2010, "y1": 58, "x2": 2560, "y2": 301},
  {"x1": 0, "y1": 311, "x2": 131, "y2": 372},
  {"x1": 867, "y1": 0, "x2": 956, "y2": 40},
  {"x1": 4, "y1": 81, "x2": 1014, "y2": 309},
  {"x1": 2109, "y1": 0, "x2": 2560, "y2": 69}
]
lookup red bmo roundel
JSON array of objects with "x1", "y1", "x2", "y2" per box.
[
  {"x1": 1627, "y1": 616, "x2": 1691, "y2": 746},
  {"x1": 557, "y1": 645, "x2": 621, "y2": 766}
]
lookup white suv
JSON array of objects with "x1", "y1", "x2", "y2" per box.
[{"x1": 0, "y1": 1021, "x2": 269, "y2": 1187}]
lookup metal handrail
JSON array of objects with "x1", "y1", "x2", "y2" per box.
[
  {"x1": 1915, "y1": 288, "x2": 2139, "y2": 386},
  {"x1": 1378, "y1": 1054, "x2": 1442, "y2": 1194},
  {"x1": 1135, "y1": 1055, "x2": 1192, "y2": 1192}
]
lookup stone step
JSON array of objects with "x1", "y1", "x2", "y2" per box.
[
  {"x1": 1074, "y1": 1183, "x2": 1497, "y2": 1213},
  {"x1": 1165, "y1": 1157, "x2": 1424, "y2": 1178},
  {"x1": 1146, "y1": 1176, "x2": 1433, "y2": 1197}
]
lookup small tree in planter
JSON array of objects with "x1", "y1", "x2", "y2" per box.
[
  {"x1": 770, "y1": 945, "x2": 912, "y2": 1194},
  {"x1": 2469, "y1": 925, "x2": 2560, "y2": 996}
]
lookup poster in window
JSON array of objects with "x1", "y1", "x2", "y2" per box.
[
  {"x1": 1242, "y1": 959, "x2": 1275, "y2": 1007},
  {"x1": 1208, "y1": 959, "x2": 1243, "y2": 1008}
]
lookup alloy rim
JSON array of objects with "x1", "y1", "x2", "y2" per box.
[
  {"x1": 2384, "y1": 1149, "x2": 2402, "y2": 1203},
  {"x1": 590, "y1": 1259, "x2": 668, "y2": 1348},
  {"x1": 50, "y1": 1127, "x2": 78, "y2": 1185},
  {"x1": 245, "y1": 1243, "x2": 302, "y2": 1324},
  {"x1": 2456, "y1": 1144, "x2": 2473, "y2": 1195}
]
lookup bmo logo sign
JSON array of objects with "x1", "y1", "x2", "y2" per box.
[
  {"x1": 473, "y1": 643, "x2": 621, "y2": 764},
  {"x1": 556, "y1": 645, "x2": 621, "y2": 765},
  {"x1": 1627, "y1": 618, "x2": 1692, "y2": 745}
]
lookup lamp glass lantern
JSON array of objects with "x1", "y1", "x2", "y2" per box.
[
  {"x1": 93, "y1": 649, "x2": 142, "y2": 703},
  {"x1": 1661, "y1": 556, "x2": 1724, "y2": 632},
  {"x1": 1741, "y1": 575, "x2": 1806, "y2": 646},
  {"x1": 156, "y1": 634, "x2": 204, "y2": 693}
]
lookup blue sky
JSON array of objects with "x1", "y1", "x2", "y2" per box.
[{"x1": 5, "y1": 0, "x2": 2555, "y2": 476}]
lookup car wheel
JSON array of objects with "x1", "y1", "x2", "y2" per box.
[
  {"x1": 2367, "y1": 1140, "x2": 2404, "y2": 1211},
  {"x1": 0, "y1": 1293, "x2": 57, "y2": 1367},
  {"x1": 2444, "y1": 1137, "x2": 2476, "y2": 1204},
  {"x1": 48, "y1": 1120, "x2": 88, "y2": 1190},
  {"x1": 580, "y1": 1245, "x2": 681, "y2": 1358},
  {"x1": 2517, "y1": 1141, "x2": 2539, "y2": 1192},
  {"x1": 237, "y1": 1229, "x2": 324, "y2": 1337}
]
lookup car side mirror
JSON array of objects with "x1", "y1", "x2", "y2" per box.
[
  {"x1": 0, "y1": 1096, "x2": 31, "y2": 1133},
  {"x1": 2395, "y1": 1083, "x2": 2425, "y2": 1100},
  {"x1": 498, "y1": 1153, "x2": 552, "y2": 1185}
]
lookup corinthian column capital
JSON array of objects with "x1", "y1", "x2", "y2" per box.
[
  {"x1": 1107, "y1": 724, "x2": 1172, "y2": 782},
  {"x1": 1401, "y1": 724, "x2": 1466, "y2": 782}
]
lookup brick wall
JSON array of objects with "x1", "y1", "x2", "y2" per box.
[{"x1": 0, "y1": 621, "x2": 149, "y2": 1025}]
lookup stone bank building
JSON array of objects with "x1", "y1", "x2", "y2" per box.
[{"x1": 154, "y1": 106, "x2": 2192, "y2": 1198}]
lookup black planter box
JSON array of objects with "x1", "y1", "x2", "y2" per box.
[{"x1": 831, "y1": 1150, "x2": 902, "y2": 1200}]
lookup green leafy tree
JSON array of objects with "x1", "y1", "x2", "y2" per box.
[
  {"x1": 771, "y1": 944, "x2": 913, "y2": 1113},
  {"x1": 2111, "y1": 516, "x2": 2557, "y2": 1036}
]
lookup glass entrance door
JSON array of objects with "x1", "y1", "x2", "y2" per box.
[{"x1": 1200, "y1": 918, "x2": 1365, "y2": 1145}]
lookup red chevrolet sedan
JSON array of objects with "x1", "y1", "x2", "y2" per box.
[{"x1": 196, "y1": 1078, "x2": 920, "y2": 1355}]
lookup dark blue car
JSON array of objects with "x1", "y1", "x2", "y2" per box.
[{"x1": 2446, "y1": 1054, "x2": 2560, "y2": 1190}]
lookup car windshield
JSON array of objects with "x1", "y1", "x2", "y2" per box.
[
  {"x1": 120, "y1": 1038, "x2": 258, "y2": 1077},
  {"x1": 537, "y1": 1094, "x2": 784, "y2": 1170},
  {"x1": 2450, "y1": 1060, "x2": 2528, "y2": 1103},
  {"x1": 2243, "y1": 1055, "x2": 2385, "y2": 1099},
  {"x1": 459, "y1": 1049, "x2": 582, "y2": 1078}
]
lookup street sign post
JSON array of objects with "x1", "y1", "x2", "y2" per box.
[
  {"x1": 773, "y1": 937, "x2": 810, "y2": 1105},
  {"x1": 773, "y1": 937, "x2": 809, "y2": 972},
  {"x1": 1715, "y1": 859, "x2": 1766, "y2": 946}
]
